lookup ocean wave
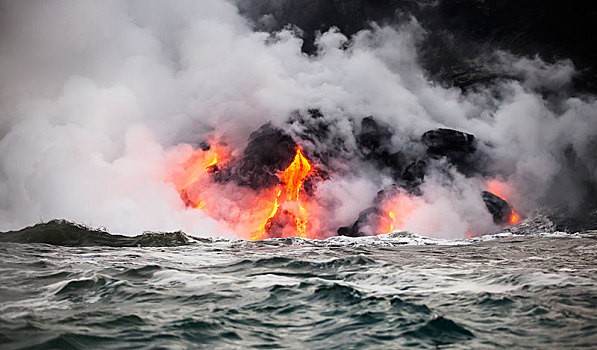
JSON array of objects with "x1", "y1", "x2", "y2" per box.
[{"x1": 0, "y1": 214, "x2": 591, "y2": 249}]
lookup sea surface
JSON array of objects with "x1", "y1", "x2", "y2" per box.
[{"x1": 1, "y1": 220, "x2": 596, "y2": 349}]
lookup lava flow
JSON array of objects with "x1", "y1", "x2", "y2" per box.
[
  {"x1": 171, "y1": 143, "x2": 229, "y2": 210},
  {"x1": 173, "y1": 143, "x2": 317, "y2": 240},
  {"x1": 172, "y1": 140, "x2": 519, "y2": 240},
  {"x1": 252, "y1": 147, "x2": 314, "y2": 240}
]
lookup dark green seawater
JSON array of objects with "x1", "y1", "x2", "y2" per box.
[{"x1": 1, "y1": 222, "x2": 596, "y2": 349}]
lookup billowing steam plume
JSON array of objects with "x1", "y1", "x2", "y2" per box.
[{"x1": 1, "y1": 0, "x2": 595, "y2": 239}]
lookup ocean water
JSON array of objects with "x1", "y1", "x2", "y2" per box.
[{"x1": 1, "y1": 222, "x2": 596, "y2": 349}]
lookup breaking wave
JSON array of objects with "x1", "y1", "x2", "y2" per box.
[{"x1": 1, "y1": 229, "x2": 596, "y2": 348}]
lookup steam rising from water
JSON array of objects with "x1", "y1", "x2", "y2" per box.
[{"x1": 1, "y1": 0, "x2": 595, "y2": 238}]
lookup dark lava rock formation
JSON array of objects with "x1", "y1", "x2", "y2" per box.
[
  {"x1": 216, "y1": 123, "x2": 298, "y2": 190},
  {"x1": 357, "y1": 116, "x2": 405, "y2": 180},
  {"x1": 422, "y1": 128, "x2": 475, "y2": 159},
  {"x1": 339, "y1": 124, "x2": 512, "y2": 236},
  {"x1": 482, "y1": 191, "x2": 512, "y2": 224},
  {"x1": 337, "y1": 207, "x2": 386, "y2": 238},
  {"x1": 421, "y1": 128, "x2": 478, "y2": 175},
  {"x1": 0, "y1": 220, "x2": 191, "y2": 247},
  {"x1": 204, "y1": 114, "x2": 594, "y2": 236}
]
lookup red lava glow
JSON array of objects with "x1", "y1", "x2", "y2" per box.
[
  {"x1": 173, "y1": 144, "x2": 318, "y2": 241},
  {"x1": 377, "y1": 193, "x2": 421, "y2": 235},
  {"x1": 486, "y1": 179, "x2": 521, "y2": 225},
  {"x1": 171, "y1": 143, "x2": 230, "y2": 211},
  {"x1": 281, "y1": 148, "x2": 312, "y2": 202},
  {"x1": 170, "y1": 143, "x2": 521, "y2": 240},
  {"x1": 486, "y1": 179, "x2": 511, "y2": 201},
  {"x1": 509, "y1": 212, "x2": 520, "y2": 225},
  {"x1": 376, "y1": 179, "x2": 523, "y2": 238},
  {"x1": 253, "y1": 147, "x2": 315, "y2": 240}
]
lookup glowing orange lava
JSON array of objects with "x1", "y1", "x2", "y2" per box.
[
  {"x1": 252, "y1": 147, "x2": 314, "y2": 240},
  {"x1": 253, "y1": 189, "x2": 282, "y2": 240},
  {"x1": 281, "y1": 147, "x2": 312, "y2": 201},
  {"x1": 388, "y1": 211, "x2": 395, "y2": 232},
  {"x1": 377, "y1": 192, "x2": 422, "y2": 235},
  {"x1": 171, "y1": 142, "x2": 323, "y2": 240},
  {"x1": 509, "y1": 212, "x2": 520, "y2": 225},
  {"x1": 376, "y1": 211, "x2": 396, "y2": 236},
  {"x1": 486, "y1": 179, "x2": 521, "y2": 225},
  {"x1": 170, "y1": 143, "x2": 229, "y2": 210},
  {"x1": 180, "y1": 148, "x2": 220, "y2": 190}
]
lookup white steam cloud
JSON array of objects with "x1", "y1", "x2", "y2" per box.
[{"x1": 0, "y1": 0, "x2": 595, "y2": 238}]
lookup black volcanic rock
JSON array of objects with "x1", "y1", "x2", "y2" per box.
[
  {"x1": 422, "y1": 128, "x2": 476, "y2": 155},
  {"x1": 482, "y1": 191, "x2": 512, "y2": 224},
  {"x1": 286, "y1": 108, "x2": 358, "y2": 177},
  {"x1": 357, "y1": 116, "x2": 406, "y2": 180},
  {"x1": 401, "y1": 159, "x2": 427, "y2": 193},
  {"x1": 287, "y1": 109, "x2": 332, "y2": 161},
  {"x1": 338, "y1": 207, "x2": 385, "y2": 237},
  {"x1": 422, "y1": 128, "x2": 479, "y2": 175},
  {"x1": 0, "y1": 220, "x2": 191, "y2": 247},
  {"x1": 547, "y1": 206, "x2": 597, "y2": 233},
  {"x1": 358, "y1": 116, "x2": 392, "y2": 155},
  {"x1": 217, "y1": 123, "x2": 297, "y2": 190}
]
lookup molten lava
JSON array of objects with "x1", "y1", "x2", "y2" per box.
[
  {"x1": 376, "y1": 192, "x2": 422, "y2": 236},
  {"x1": 252, "y1": 147, "x2": 315, "y2": 240},
  {"x1": 281, "y1": 147, "x2": 312, "y2": 201},
  {"x1": 182, "y1": 151, "x2": 218, "y2": 189},
  {"x1": 255, "y1": 189, "x2": 282, "y2": 239},
  {"x1": 171, "y1": 143, "x2": 229, "y2": 210},
  {"x1": 172, "y1": 142, "x2": 319, "y2": 241},
  {"x1": 171, "y1": 141, "x2": 520, "y2": 240},
  {"x1": 388, "y1": 211, "x2": 395, "y2": 233}
]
